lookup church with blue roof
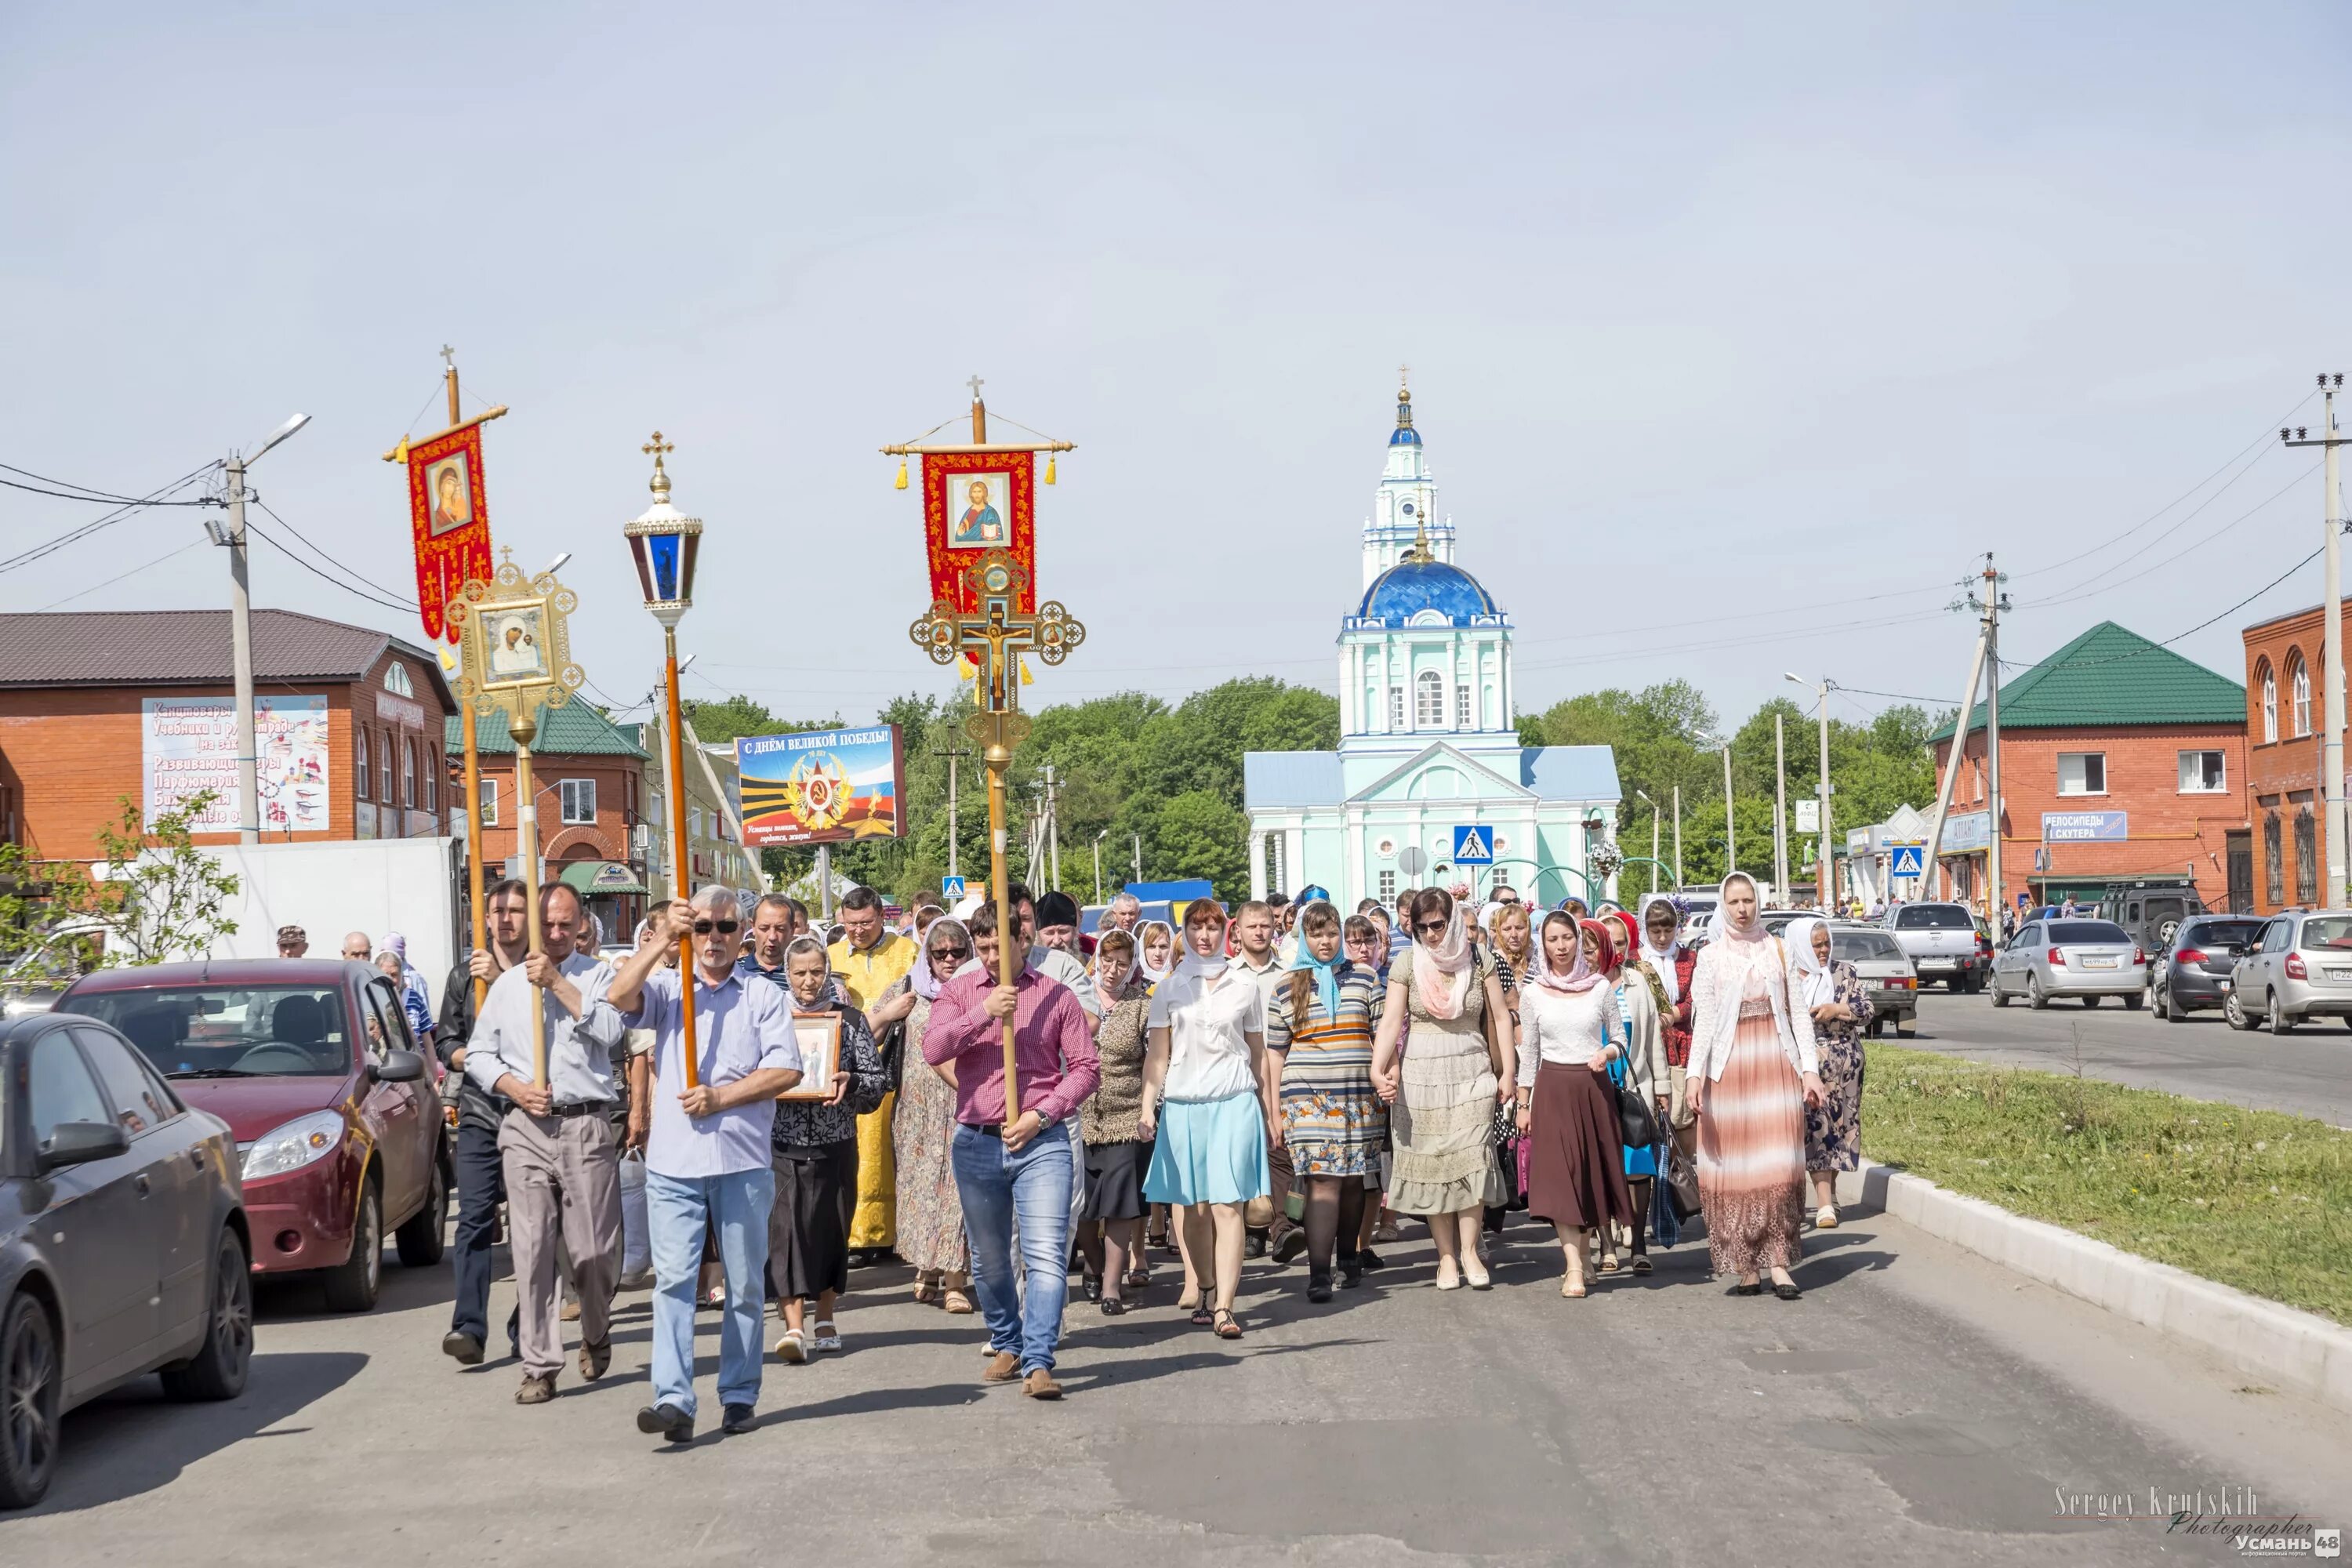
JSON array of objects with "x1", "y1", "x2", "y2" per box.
[{"x1": 1243, "y1": 383, "x2": 1621, "y2": 908}]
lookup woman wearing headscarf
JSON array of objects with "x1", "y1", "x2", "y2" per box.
[
  {"x1": 1140, "y1": 901, "x2": 1276, "y2": 1338},
  {"x1": 1688, "y1": 872, "x2": 1825, "y2": 1300},
  {"x1": 1590, "y1": 916, "x2": 1670, "y2": 1276},
  {"x1": 771, "y1": 936, "x2": 889, "y2": 1361},
  {"x1": 894, "y1": 917, "x2": 975, "y2": 1314},
  {"x1": 1265, "y1": 900, "x2": 1387, "y2": 1300},
  {"x1": 1370, "y1": 887, "x2": 1515, "y2": 1291},
  {"x1": 1636, "y1": 894, "x2": 1700, "y2": 1158},
  {"x1": 1076, "y1": 927, "x2": 1155, "y2": 1313},
  {"x1": 1134, "y1": 916, "x2": 1180, "y2": 1255},
  {"x1": 1514, "y1": 912, "x2": 1631, "y2": 1298},
  {"x1": 1480, "y1": 900, "x2": 1537, "y2": 1237},
  {"x1": 1788, "y1": 916, "x2": 1871, "y2": 1229}
]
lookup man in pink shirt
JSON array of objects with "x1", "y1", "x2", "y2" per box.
[{"x1": 921, "y1": 901, "x2": 1100, "y2": 1399}]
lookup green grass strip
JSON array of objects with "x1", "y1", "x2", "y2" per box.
[{"x1": 1860, "y1": 1042, "x2": 2352, "y2": 1326}]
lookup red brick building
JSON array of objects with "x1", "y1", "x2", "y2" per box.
[
  {"x1": 2239, "y1": 601, "x2": 2352, "y2": 912},
  {"x1": 1930, "y1": 621, "x2": 2249, "y2": 917},
  {"x1": 448, "y1": 700, "x2": 649, "y2": 941},
  {"x1": 0, "y1": 609, "x2": 453, "y2": 858}
]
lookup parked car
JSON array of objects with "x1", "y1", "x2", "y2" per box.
[
  {"x1": 1828, "y1": 924, "x2": 1918, "y2": 1036},
  {"x1": 2223, "y1": 909, "x2": 2352, "y2": 1034},
  {"x1": 1886, "y1": 902, "x2": 1988, "y2": 992},
  {"x1": 2, "y1": 1012, "x2": 252, "y2": 1508},
  {"x1": 1988, "y1": 918, "x2": 2147, "y2": 1008},
  {"x1": 56, "y1": 960, "x2": 448, "y2": 1312},
  {"x1": 2099, "y1": 877, "x2": 2207, "y2": 952},
  {"x1": 2151, "y1": 914, "x2": 2267, "y2": 1022},
  {"x1": 1677, "y1": 886, "x2": 1720, "y2": 943}
]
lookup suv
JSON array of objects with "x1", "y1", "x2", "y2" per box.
[
  {"x1": 2225, "y1": 909, "x2": 2352, "y2": 1034},
  {"x1": 57, "y1": 960, "x2": 449, "y2": 1312},
  {"x1": 2100, "y1": 878, "x2": 2207, "y2": 953},
  {"x1": 1886, "y1": 902, "x2": 1987, "y2": 992}
]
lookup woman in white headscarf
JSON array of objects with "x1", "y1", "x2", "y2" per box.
[
  {"x1": 893, "y1": 916, "x2": 975, "y2": 1313},
  {"x1": 1137, "y1": 920, "x2": 1178, "y2": 989},
  {"x1": 1688, "y1": 872, "x2": 1824, "y2": 1300},
  {"x1": 1370, "y1": 887, "x2": 1515, "y2": 1291},
  {"x1": 1635, "y1": 893, "x2": 1697, "y2": 1155},
  {"x1": 1786, "y1": 916, "x2": 1871, "y2": 1229},
  {"x1": 1514, "y1": 912, "x2": 1632, "y2": 1298},
  {"x1": 1076, "y1": 927, "x2": 1156, "y2": 1312}
]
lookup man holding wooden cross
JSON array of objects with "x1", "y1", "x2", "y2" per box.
[{"x1": 463, "y1": 880, "x2": 629, "y2": 1405}]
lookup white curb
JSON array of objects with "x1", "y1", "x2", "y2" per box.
[{"x1": 1835, "y1": 1160, "x2": 2352, "y2": 1417}]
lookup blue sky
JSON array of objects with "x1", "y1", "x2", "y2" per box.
[{"x1": 5, "y1": 3, "x2": 2348, "y2": 734}]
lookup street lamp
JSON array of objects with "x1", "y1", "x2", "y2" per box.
[
  {"x1": 1635, "y1": 788, "x2": 1660, "y2": 895},
  {"x1": 1786, "y1": 673, "x2": 1833, "y2": 910},
  {"x1": 1093, "y1": 829, "x2": 1109, "y2": 905},
  {"x1": 225, "y1": 412, "x2": 310, "y2": 843},
  {"x1": 622, "y1": 431, "x2": 705, "y2": 1085}
]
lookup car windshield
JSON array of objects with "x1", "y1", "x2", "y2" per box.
[
  {"x1": 67, "y1": 985, "x2": 351, "y2": 1078},
  {"x1": 2183, "y1": 920, "x2": 2264, "y2": 949},
  {"x1": 2050, "y1": 922, "x2": 2131, "y2": 946},
  {"x1": 2299, "y1": 916, "x2": 2352, "y2": 949},
  {"x1": 1893, "y1": 906, "x2": 1972, "y2": 929},
  {"x1": 1833, "y1": 931, "x2": 1904, "y2": 961}
]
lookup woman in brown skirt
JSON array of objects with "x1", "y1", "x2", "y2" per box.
[
  {"x1": 1687, "y1": 872, "x2": 1826, "y2": 1301},
  {"x1": 1512, "y1": 911, "x2": 1631, "y2": 1298}
]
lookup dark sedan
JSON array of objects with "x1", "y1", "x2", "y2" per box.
[
  {"x1": 2, "y1": 1013, "x2": 252, "y2": 1508},
  {"x1": 2153, "y1": 916, "x2": 2268, "y2": 1021}
]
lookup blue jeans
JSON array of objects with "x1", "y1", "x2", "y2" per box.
[
  {"x1": 952, "y1": 1122, "x2": 1074, "y2": 1374},
  {"x1": 644, "y1": 1166, "x2": 775, "y2": 1421}
]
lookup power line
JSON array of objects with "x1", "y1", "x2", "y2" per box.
[
  {"x1": 0, "y1": 461, "x2": 220, "y2": 575},
  {"x1": 249, "y1": 499, "x2": 419, "y2": 611},
  {"x1": 0, "y1": 474, "x2": 211, "y2": 505},
  {"x1": 34, "y1": 539, "x2": 207, "y2": 612},
  {"x1": 241, "y1": 517, "x2": 420, "y2": 615},
  {"x1": 2022, "y1": 459, "x2": 2318, "y2": 610},
  {"x1": 2002, "y1": 543, "x2": 2325, "y2": 674}
]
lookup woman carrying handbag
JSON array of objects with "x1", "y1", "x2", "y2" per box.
[{"x1": 1592, "y1": 918, "x2": 1670, "y2": 1276}]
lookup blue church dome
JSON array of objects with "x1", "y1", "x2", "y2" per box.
[{"x1": 1356, "y1": 557, "x2": 1499, "y2": 624}]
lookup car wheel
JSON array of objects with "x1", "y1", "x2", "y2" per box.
[
  {"x1": 2027, "y1": 974, "x2": 2050, "y2": 1010},
  {"x1": 1991, "y1": 973, "x2": 2009, "y2": 1008},
  {"x1": 394, "y1": 1155, "x2": 449, "y2": 1269},
  {"x1": 321, "y1": 1179, "x2": 383, "y2": 1313},
  {"x1": 2267, "y1": 992, "x2": 2296, "y2": 1036},
  {"x1": 0, "y1": 1290, "x2": 60, "y2": 1510},
  {"x1": 2223, "y1": 989, "x2": 2252, "y2": 1030},
  {"x1": 2082, "y1": 995, "x2": 2101, "y2": 1008},
  {"x1": 2162, "y1": 982, "x2": 2185, "y2": 1022},
  {"x1": 2123, "y1": 989, "x2": 2143, "y2": 1011},
  {"x1": 162, "y1": 1229, "x2": 252, "y2": 1402}
]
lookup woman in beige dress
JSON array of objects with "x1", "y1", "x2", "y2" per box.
[
  {"x1": 1370, "y1": 887, "x2": 1516, "y2": 1291},
  {"x1": 891, "y1": 918, "x2": 974, "y2": 1313}
]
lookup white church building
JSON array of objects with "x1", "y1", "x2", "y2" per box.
[{"x1": 1243, "y1": 383, "x2": 1621, "y2": 909}]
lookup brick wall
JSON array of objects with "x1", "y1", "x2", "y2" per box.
[
  {"x1": 2241, "y1": 602, "x2": 2348, "y2": 911},
  {"x1": 1933, "y1": 721, "x2": 2248, "y2": 915},
  {"x1": 467, "y1": 753, "x2": 641, "y2": 868}
]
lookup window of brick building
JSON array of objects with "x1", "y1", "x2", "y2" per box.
[
  {"x1": 355, "y1": 728, "x2": 370, "y2": 801},
  {"x1": 2056, "y1": 753, "x2": 2107, "y2": 797},
  {"x1": 558, "y1": 779, "x2": 596, "y2": 826},
  {"x1": 2265, "y1": 813, "x2": 2283, "y2": 906},
  {"x1": 478, "y1": 779, "x2": 498, "y2": 826},
  {"x1": 2259, "y1": 660, "x2": 2277, "y2": 744},
  {"x1": 2296, "y1": 809, "x2": 2318, "y2": 904},
  {"x1": 2291, "y1": 655, "x2": 2312, "y2": 736},
  {"x1": 2177, "y1": 750, "x2": 2227, "y2": 793},
  {"x1": 379, "y1": 731, "x2": 394, "y2": 802}
]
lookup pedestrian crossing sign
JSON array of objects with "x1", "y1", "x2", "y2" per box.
[
  {"x1": 942, "y1": 875, "x2": 967, "y2": 898},
  {"x1": 1451, "y1": 826, "x2": 1495, "y2": 866},
  {"x1": 1889, "y1": 843, "x2": 1925, "y2": 877}
]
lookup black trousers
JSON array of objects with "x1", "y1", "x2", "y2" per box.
[{"x1": 448, "y1": 1117, "x2": 518, "y2": 1349}]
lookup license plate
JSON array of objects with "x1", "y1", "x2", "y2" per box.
[
  {"x1": 2218, "y1": 979, "x2": 2232, "y2": 991},
  {"x1": 1919, "y1": 958, "x2": 1953, "y2": 970},
  {"x1": 2328, "y1": 967, "x2": 2352, "y2": 982},
  {"x1": 2082, "y1": 956, "x2": 2119, "y2": 970}
]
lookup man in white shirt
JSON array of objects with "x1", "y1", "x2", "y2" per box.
[
  {"x1": 610, "y1": 887, "x2": 804, "y2": 1443},
  {"x1": 463, "y1": 883, "x2": 627, "y2": 1405}
]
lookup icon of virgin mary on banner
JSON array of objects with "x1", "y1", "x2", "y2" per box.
[
  {"x1": 921, "y1": 449, "x2": 1034, "y2": 613},
  {"x1": 405, "y1": 421, "x2": 495, "y2": 641}
]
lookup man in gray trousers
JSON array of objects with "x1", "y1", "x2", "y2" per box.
[{"x1": 465, "y1": 881, "x2": 627, "y2": 1404}]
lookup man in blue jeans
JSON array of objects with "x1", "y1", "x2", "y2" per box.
[
  {"x1": 610, "y1": 888, "x2": 802, "y2": 1442},
  {"x1": 921, "y1": 901, "x2": 1100, "y2": 1399}
]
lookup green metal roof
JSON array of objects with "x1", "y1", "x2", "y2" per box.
[
  {"x1": 444, "y1": 701, "x2": 648, "y2": 758},
  {"x1": 1933, "y1": 621, "x2": 2245, "y2": 741}
]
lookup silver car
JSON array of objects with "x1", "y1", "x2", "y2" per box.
[
  {"x1": 1828, "y1": 923, "x2": 1918, "y2": 1036},
  {"x1": 1988, "y1": 917, "x2": 2147, "y2": 1009},
  {"x1": 2224, "y1": 909, "x2": 2352, "y2": 1033}
]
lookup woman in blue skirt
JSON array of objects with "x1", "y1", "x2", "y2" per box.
[{"x1": 1139, "y1": 899, "x2": 1276, "y2": 1340}]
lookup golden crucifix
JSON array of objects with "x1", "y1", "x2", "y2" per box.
[{"x1": 909, "y1": 550, "x2": 1084, "y2": 1112}]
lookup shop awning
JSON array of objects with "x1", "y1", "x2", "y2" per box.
[{"x1": 559, "y1": 861, "x2": 648, "y2": 895}]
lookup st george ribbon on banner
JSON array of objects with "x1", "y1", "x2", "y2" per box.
[{"x1": 404, "y1": 419, "x2": 496, "y2": 640}]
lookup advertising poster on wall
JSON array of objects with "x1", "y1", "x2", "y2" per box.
[
  {"x1": 737, "y1": 725, "x2": 904, "y2": 847},
  {"x1": 143, "y1": 695, "x2": 331, "y2": 833}
]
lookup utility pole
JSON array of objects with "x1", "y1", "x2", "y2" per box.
[
  {"x1": 1672, "y1": 785, "x2": 1682, "y2": 886},
  {"x1": 1720, "y1": 741, "x2": 1737, "y2": 880},
  {"x1": 1132, "y1": 833, "x2": 1143, "y2": 884},
  {"x1": 225, "y1": 454, "x2": 258, "y2": 844},
  {"x1": 1976, "y1": 557, "x2": 2010, "y2": 926},
  {"x1": 1042, "y1": 763, "x2": 1062, "y2": 891},
  {"x1": 1092, "y1": 829, "x2": 1107, "y2": 904},
  {"x1": 2285, "y1": 374, "x2": 2348, "y2": 903},
  {"x1": 1774, "y1": 713, "x2": 1789, "y2": 900},
  {"x1": 939, "y1": 742, "x2": 970, "y2": 882},
  {"x1": 1786, "y1": 673, "x2": 1835, "y2": 909},
  {"x1": 1922, "y1": 578, "x2": 1994, "y2": 913}
]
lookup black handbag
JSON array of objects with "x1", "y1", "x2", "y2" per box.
[
  {"x1": 1604, "y1": 999, "x2": 1658, "y2": 1151},
  {"x1": 1664, "y1": 1136, "x2": 1702, "y2": 1221}
]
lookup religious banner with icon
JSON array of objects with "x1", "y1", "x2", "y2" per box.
[
  {"x1": 448, "y1": 553, "x2": 586, "y2": 729},
  {"x1": 922, "y1": 450, "x2": 1035, "y2": 613},
  {"x1": 403, "y1": 421, "x2": 496, "y2": 641}
]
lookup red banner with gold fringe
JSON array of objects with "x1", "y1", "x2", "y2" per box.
[
  {"x1": 405, "y1": 421, "x2": 495, "y2": 641},
  {"x1": 922, "y1": 450, "x2": 1034, "y2": 613}
]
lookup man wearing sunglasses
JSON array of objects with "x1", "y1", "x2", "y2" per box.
[{"x1": 611, "y1": 887, "x2": 804, "y2": 1443}]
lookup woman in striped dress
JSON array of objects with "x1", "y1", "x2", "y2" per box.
[
  {"x1": 1265, "y1": 900, "x2": 1388, "y2": 1301},
  {"x1": 1687, "y1": 872, "x2": 1825, "y2": 1300},
  {"x1": 1371, "y1": 887, "x2": 1515, "y2": 1292}
]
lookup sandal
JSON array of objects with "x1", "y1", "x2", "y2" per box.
[
  {"x1": 1124, "y1": 1266, "x2": 1150, "y2": 1290},
  {"x1": 1815, "y1": 1205, "x2": 1839, "y2": 1229},
  {"x1": 1598, "y1": 1254, "x2": 1621, "y2": 1275},
  {"x1": 1080, "y1": 1265, "x2": 1102, "y2": 1302},
  {"x1": 1099, "y1": 1298, "x2": 1127, "y2": 1316},
  {"x1": 1562, "y1": 1277, "x2": 1587, "y2": 1299},
  {"x1": 942, "y1": 1289, "x2": 975, "y2": 1315},
  {"x1": 1630, "y1": 1255, "x2": 1653, "y2": 1276},
  {"x1": 1212, "y1": 1308, "x2": 1243, "y2": 1340},
  {"x1": 1189, "y1": 1301, "x2": 1214, "y2": 1327},
  {"x1": 913, "y1": 1279, "x2": 939, "y2": 1305}
]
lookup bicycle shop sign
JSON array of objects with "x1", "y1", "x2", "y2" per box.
[{"x1": 2041, "y1": 810, "x2": 2128, "y2": 843}]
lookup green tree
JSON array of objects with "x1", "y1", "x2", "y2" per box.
[{"x1": 64, "y1": 792, "x2": 242, "y2": 965}]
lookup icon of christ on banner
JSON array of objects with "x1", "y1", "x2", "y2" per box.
[{"x1": 949, "y1": 474, "x2": 1008, "y2": 546}]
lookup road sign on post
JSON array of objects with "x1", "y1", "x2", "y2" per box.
[
  {"x1": 942, "y1": 874, "x2": 967, "y2": 899},
  {"x1": 1889, "y1": 843, "x2": 1926, "y2": 878},
  {"x1": 1795, "y1": 799, "x2": 1820, "y2": 833},
  {"x1": 1451, "y1": 826, "x2": 1495, "y2": 866}
]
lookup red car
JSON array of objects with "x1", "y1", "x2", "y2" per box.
[{"x1": 59, "y1": 960, "x2": 450, "y2": 1312}]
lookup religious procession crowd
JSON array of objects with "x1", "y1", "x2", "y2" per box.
[{"x1": 435, "y1": 865, "x2": 1871, "y2": 1442}]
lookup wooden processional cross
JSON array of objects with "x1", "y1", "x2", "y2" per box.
[{"x1": 909, "y1": 550, "x2": 1084, "y2": 1112}]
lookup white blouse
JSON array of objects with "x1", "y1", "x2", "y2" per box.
[
  {"x1": 1147, "y1": 965, "x2": 1265, "y2": 1102},
  {"x1": 1514, "y1": 981, "x2": 1613, "y2": 1089}
]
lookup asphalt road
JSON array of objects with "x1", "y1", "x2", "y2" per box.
[
  {"x1": 1896, "y1": 988, "x2": 2352, "y2": 1127},
  {"x1": 9, "y1": 1204, "x2": 2350, "y2": 1564}
]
